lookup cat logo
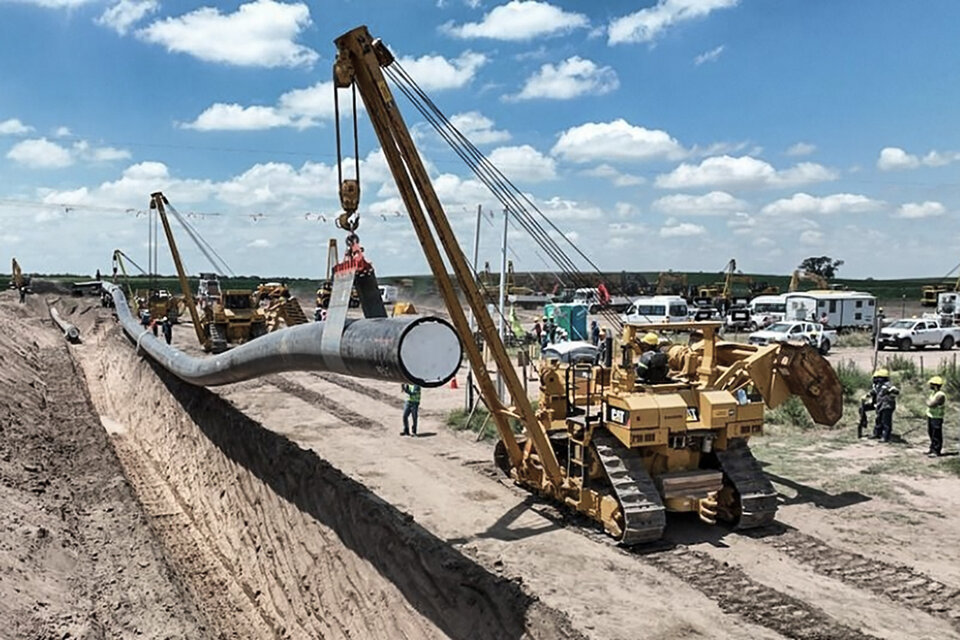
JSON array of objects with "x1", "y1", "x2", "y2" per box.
[
  {"x1": 607, "y1": 406, "x2": 628, "y2": 425},
  {"x1": 685, "y1": 406, "x2": 699, "y2": 421}
]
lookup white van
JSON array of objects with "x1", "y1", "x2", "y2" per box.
[
  {"x1": 622, "y1": 296, "x2": 689, "y2": 324},
  {"x1": 783, "y1": 290, "x2": 876, "y2": 329},
  {"x1": 378, "y1": 285, "x2": 398, "y2": 304},
  {"x1": 748, "y1": 294, "x2": 787, "y2": 329}
]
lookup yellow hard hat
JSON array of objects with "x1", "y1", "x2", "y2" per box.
[
  {"x1": 929, "y1": 375, "x2": 945, "y2": 386},
  {"x1": 873, "y1": 368, "x2": 889, "y2": 378},
  {"x1": 641, "y1": 332, "x2": 659, "y2": 346}
]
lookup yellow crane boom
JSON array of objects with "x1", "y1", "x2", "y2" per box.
[{"x1": 334, "y1": 26, "x2": 562, "y2": 486}]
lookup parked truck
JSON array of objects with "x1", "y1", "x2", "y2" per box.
[{"x1": 878, "y1": 318, "x2": 960, "y2": 351}]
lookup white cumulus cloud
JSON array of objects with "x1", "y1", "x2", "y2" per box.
[
  {"x1": 7, "y1": 137, "x2": 130, "y2": 169},
  {"x1": 449, "y1": 111, "x2": 511, "y2": 144},
  {"x1": 183, "y1": 104, "x2": 297, "y2": 131},
  {"x1": 655, "y1": 155, "x2": 837, "y2": 189},
  {"x1": 660, "y1": 221, "x2": 706, "y2": 238},
  {"x1": 442, "y1": 1, "x2": 588, "y2": 40},
  {"x1": 896, "y1": 201, "x2": 945, "y2": 219},
  {"x1": 761, "y1": 193, "x2": 883, "y2": 216},
  {"x1": 97, "y1": 0, "x2": 158, "y2": 35},
  {"x1": 7, "y1": 138, "x2": 74, "y2": 169},
  {"x1": 488, "y1": 145, "x2": 556, "y2": 182},
  {"x1": 609, "y1": 0, "x2": 739, "y2": 45},
  {"x1": 137, "y1": 0, "x2": 318, "y2": 68},
  {"x1": 652, "y1": 191, "x2": 746, "y2": 215},
  {"x1": 0, "y1": 118, "x2": 33, "y2": 135},
  {"x1": 397, "y1": 51, "x2": 488, "y2": 91},
  {"x1": 507, "y1": 56, "x2": 619, "y2": 101},
  {"x1": 182, "y1": 80, "x2": 369, "y2": 131},
  {"x1": 552, "y1": 119, "x2": 686, "y2": 163},
  {"x1": 877, "y1": 146, "x2": 960, "y2": 171}
]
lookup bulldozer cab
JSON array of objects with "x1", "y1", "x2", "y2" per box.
[{"x1": 223, "y1": 291, "x2": 253, "y2": 310}]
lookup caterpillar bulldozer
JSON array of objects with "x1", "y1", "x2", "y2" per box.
[
  {"x1": 256, "y1": 281, "x2": 309, "y2": 330},
  {"x1": 333, "y1": 25, "x2": 843, "y2": 543}
]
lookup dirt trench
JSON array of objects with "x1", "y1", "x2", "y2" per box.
[
  {"x1": 73, "y1": 314, "x2": 580, "y2": 640},
  {"x1": 0, "y1": 295, "x2": 205, "y2": 639}
]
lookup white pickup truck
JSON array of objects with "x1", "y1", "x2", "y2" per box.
[
  {"x1": 748, "y1": 321, "x2": 838, "y2": 355},
  {"x1": 878, "y1": 318, "x2": 960, "y2": 350}
]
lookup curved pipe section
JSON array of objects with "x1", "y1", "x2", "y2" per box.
[
  {"x1": 48, "y1": 304, "x2": 81, "y2": 343},
  {"x1": 102, "y1": 283, "x2": 462, "y2": 388}
]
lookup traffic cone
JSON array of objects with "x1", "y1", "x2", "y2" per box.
[{"x1": 449, "y1": 377, "x2": 459, "y2": 390}]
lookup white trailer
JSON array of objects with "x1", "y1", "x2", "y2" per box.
[{"x1": 783, "y1": 290, "x2": 876, "y2": 329}]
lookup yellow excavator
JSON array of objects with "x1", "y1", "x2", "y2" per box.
[
  {"x1": 333, "y1": 26, "x2": 843, "y2": 543},
  {"x1": 149, "y1": 192, "x2": 267, "y2": 352},
  {"x1": 10, "y1": 258, "x2": 29, "y2": 302},
  {"x1": 655, "y1": 271, "x2": 687, "y2": 296},
  {"x1": 788, "y1": 269, "x2": 828, "y2": 292}
]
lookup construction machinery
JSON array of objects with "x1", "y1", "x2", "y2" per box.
[
  {"x1": 149, "y1": 193, "x2": 267, "y2": 352},
  {"x1": 255, "y1": 282, "x2": 309, "y2": 331},
  {"x1": 333, "y1": 25, "x2": 843, "y2": 543},
  {"x1": 315, "y1": 238, "x2": 360, "y2": 318},
  {"x1": 110, "y1": 249, "x2": 183, "y2": 323},
  {"x1": 655, "y1": 271, "x2": 688, "y2": 296},
  {"x1": 922, "y1": 284, "x2": 949, "y2": 307},
  {"x1": 788, "y1": 269, "x2": 828, "y2": 292},
  {"x1": 10, "y1": 258, "x2": 30, "y2": 302}
]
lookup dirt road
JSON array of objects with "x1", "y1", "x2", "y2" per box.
[{"x1": 7, "y1": 293, "x2": 960, "y2": 639}]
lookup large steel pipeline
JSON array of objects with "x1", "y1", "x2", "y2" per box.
[
  {"x1": 102, "y1": 283, "x2": 462, "y2": 388},
  {"x1": 48, "y1": 304, "x2": 81, "y2": 343}
]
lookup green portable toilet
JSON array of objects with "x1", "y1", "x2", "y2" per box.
[{"x1": 543, "y1": 303, "x2": 588, "y2": 341}]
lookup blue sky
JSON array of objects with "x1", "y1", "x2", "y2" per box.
[{"x1": 1, "y1": 0, "x2": 959, "y2": 279}]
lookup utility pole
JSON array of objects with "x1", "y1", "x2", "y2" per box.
[
  {"x1": 466, "y1": 204, "x2": 482, "y2": 411},
  {"x1": 497, "y1": 207, "x2": 508, "y2": 402}
]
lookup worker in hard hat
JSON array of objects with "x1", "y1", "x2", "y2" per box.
[
  {"x1": 926, "y1": 375, "x2": 947, "y2": 456},
  {"x1": 636, "y1": 332, "x2": 669, "y2": 384},
  {"x1": 865, "y1": 368, "x2": 899, "y2": 442}
]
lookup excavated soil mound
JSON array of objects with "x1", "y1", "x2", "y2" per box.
[
  {"x1": 0, "y1": 292, "x2": 203, "y2": 639},
  {"x1": 68, "y1": 302, "x2": 578, "y2": 639}
]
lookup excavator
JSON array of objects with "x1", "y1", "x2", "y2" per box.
[
  {"x1": 10, "y1": 258, "x2": 30, "y2": 302},
  {"x1": 148, "y1": 192, "x2": 267, "y2": 352},
  {"x1": 788, "y1": 269, "x2": 828, "y2": 292},
  {"x1": 332, "y1": 26, "x2": 843, "y2": 543}
]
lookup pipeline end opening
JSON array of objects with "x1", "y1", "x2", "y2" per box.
[{"x1": 398, "y1": 317, "x2": 462, "y2": 388}]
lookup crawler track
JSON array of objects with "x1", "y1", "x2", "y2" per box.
[
  {"x1": 591, "y1": 432, "x2": 666, "y2": 544},
  {"x1": 715, "y1": 438, "x2": 778, "y2": 529},
  {"x1": 752, "y1": 526, "x2": 960, "y2": 626}
]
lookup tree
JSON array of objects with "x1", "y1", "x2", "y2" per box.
[{"x1": 799, "y1": 256, "x2": 844, "y2": 280}]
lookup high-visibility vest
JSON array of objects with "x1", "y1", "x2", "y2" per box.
[
  {"x1": 404, "y1": 384, "x2": 421, "y2": 404},
  {"x1": 927, "y1": 391, "x2": 946, "y2": 419}
]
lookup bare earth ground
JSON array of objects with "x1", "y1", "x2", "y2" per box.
[{"x1": 4, "y1": 290, "x2": 960, "y2": 639}]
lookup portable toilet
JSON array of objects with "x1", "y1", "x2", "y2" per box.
[{"x1": 544, "y1": 303, "x2": 588, "y2": 341}]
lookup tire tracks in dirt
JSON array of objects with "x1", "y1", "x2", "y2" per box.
[
  {"x1": 263, "y1": 373, "x2": 880, "y2": 640},
  {"x1": 306, "y1": 372, "x2": 446, "y2": 418},
  {"x1": 747, "y1": 524, "x2": 960, "y2": 627}
]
